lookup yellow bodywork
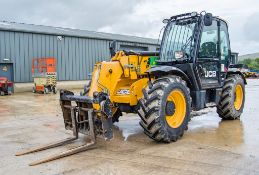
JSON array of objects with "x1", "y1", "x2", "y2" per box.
[
  {"x1": 243, "y1": 72, "x2": 257, "y2": 78},
  {"x1": 88, "y1": 51, "x2": 152, "y2": 110}
]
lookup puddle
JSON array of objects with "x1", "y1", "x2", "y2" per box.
[{"x1": 114, "y1": 115, "x2": 142, "y2": 141}]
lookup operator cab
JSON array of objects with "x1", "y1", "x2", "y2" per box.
[{"x1": 154, "y1": 12, "x2": 233, "y2": 109}]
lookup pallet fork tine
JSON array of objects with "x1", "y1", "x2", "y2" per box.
[
  {"x1": 29, "y1": 141, "x2": 97, "y2": 166},
  {"x1": 15, "y1": 137, "x2": 78, "y2": 156},
  {"x1": 15, "y1": 107, "x2": 97, "y2": 166}
]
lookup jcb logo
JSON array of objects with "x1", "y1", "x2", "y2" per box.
[{"x1": 205, "y1": 71, "x2": 217, "y2": 78}]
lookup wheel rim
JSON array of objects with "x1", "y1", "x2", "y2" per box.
[
  {"x1": 165, "y1": 89, "x2": 186, "y2": 128},
  {"x1": 234, "y1": 84, "x2": 243, "y2": 111}
]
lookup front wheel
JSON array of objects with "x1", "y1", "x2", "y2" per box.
[{"x1": 137, "y1": 76, "x2": 191, "y2": 142}]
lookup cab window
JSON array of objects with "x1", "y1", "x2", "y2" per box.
[
  {"x1": 220, "y1": 21, "x2": 230, "y2": 61},
  {"x1": 198, "y1": 20, "x2": 218, "y2": 58}
]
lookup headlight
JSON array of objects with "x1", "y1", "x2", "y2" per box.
[
  {"x1": 191, "y1": 12, "x2": 198, "y2": 17},
  {"x1": 174, "y1": 51, "x2": 184, "y2": 59}
]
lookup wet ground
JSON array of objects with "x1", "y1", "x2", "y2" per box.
[{"x1": 0, "y1": 79, "x2": 259, "y2": 175}]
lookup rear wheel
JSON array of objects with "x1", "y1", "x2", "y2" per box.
[
  {"x1": 217, "y1": 74, "x2": 245, "y2": 120},
  {"x1": 112, "y1": 108, "x2": 122, "y2": 123},
  {"x1": 137, "y1": 76, "x2": 191, "y2": 142}
]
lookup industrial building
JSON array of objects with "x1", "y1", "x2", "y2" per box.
[
  {"x1": 239, "y1": 52, "x2": 259, "y2": 61},
  {"x1": 0, "y1": 21, "x2": 159, "y2": 83}
]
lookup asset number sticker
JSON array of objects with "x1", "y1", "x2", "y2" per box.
[{"x1": 2, "y1": 66, "x2": 8, "y2": 72}]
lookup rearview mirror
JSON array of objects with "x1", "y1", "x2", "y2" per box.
[
  {"x1": 109, "y1": 40, "x2": 116, "y2": 57},
  {"x1": 204, "y1": 13, "x2": 213, "y2": 26}
]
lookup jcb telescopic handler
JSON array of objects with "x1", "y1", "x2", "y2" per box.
[{"x1": 16, "y1": 12, "x2": 246, "y2": 166}]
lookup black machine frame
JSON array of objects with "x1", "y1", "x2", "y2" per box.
[{"x1": 148, "y1": 12, "x2": 246, "y2": 110}]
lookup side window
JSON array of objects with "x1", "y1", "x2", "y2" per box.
[
  {"x1": 198, "y1": 20, "x2": 218, "y2": 58},
  {"x1": 220, "y1": 22, "x2": 230, "y2": 61}
]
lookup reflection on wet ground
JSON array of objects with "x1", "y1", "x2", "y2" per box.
[
  {"x1": 114, "y1": 115, "x2": 142, "y2": 141},
  {"x1": 0, "y1": 80, "x2": 259, "y2": 174}
]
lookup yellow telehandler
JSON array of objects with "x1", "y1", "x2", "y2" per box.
[{"x1": 16, "y1": 12, "x2": 246, "y2": 166}]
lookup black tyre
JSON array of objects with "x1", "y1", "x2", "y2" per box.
[
  {"x1": 44, "y1": 87, "x2": 49, "y2": 94},
  {"x1": 217, "y1": 74, "x2": 245, "y2": 120},
  {"x1": 32, "y1": 86, "x2": 36, "y2": 93},
  {"x1": 137, "y1": 76, "x2": 191, "y2": 142},
  {"x1": 52, "y1": 86, "x2": 57, "y2": 94},
  {"x1": 112, "y1": 108, "x2": 122, "y2": 123}
]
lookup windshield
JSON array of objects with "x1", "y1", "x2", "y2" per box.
[{"x1": 160, "y1": 18, "x2": 197, "y2": 61}]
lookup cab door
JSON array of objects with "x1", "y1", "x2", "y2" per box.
[{"x1": 196, "y1": 19, "x2": 222, "y2": 89}]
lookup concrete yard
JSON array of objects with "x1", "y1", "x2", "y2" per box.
[{"x1": 0, "y1": 80, "x2": 259, "y2": 175}]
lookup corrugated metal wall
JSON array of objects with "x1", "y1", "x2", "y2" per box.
[{"x1": 0, "y1": 30, "x2": 158, "y2": 82}]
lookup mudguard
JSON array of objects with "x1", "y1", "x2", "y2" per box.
[
  {"x1": 227, "y1": 71, "x2": 247, "y2": 85},
  {"x1": 146, "y1": 65, "x2": 192, "y2": 87}
]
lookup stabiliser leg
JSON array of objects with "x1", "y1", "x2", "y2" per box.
[{"x1": 15, "y1": 107, "x2": 97, "y2": 166}]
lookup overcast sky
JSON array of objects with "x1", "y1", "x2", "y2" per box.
[{"x1": 0, "y1": 0, "x2": 259, "y2": 55}]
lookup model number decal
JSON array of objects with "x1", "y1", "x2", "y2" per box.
[
  {"x1": 117, "y1": 89, "x2": 130, "y2": 95},
  {"x1": 205, "y1": 71, "x2": 217, "y2": 78}
]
